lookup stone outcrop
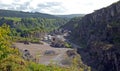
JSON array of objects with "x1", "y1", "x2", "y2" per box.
[{"x1": 64, "y1": 1, "x2": 120, "y2": 71}]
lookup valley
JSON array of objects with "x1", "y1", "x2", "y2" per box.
[{"x1": 0, "y1": 0, "x2": 120, "y2": 71}]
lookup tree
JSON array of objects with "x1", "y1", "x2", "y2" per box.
[
  {"x1": 0, "y1": 24, "x2": 26, "y2": 71},
  {"x1": 0, "y1": 24, "x2": 17, "y2": 60}
]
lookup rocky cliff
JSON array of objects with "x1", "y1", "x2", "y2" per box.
[{"x1": 65, "y1": 1, "x2": 120, "y2": 71}]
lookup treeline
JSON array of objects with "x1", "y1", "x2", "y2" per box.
[{"x1": 0, "y1": 9, "x2": 58, "y2": 19}]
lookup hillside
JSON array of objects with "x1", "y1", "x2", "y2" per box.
[
  {"x1": 56, "y1": 14, "x2": 85, "y2": 18},
  {"x1": 0, "y1": 9, "x2": 58, "y2": 19},
  {"x1": 60, "y1": 17, "x2": 82, "y2": 31},
  {"x1": 62, "y1": 1, "x2": 120, "y2": 71}
]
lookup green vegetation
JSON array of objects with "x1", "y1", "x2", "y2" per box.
[
  {"x1": 64, "y1": 42, "x2": 72, "y2": 48},
  {"x1": 13, "y1": 37, "x2": 43, "y2": 44},
  {"x1": 0, "y1": 16, "x2": 68, "y2": 43},
  {"x1": 0, "y1": 10, "x2": 69, "y2": 44},
  {"x1": 0, "y1": 24, "x2": 91, "y2": 71},
  {"x1": 0, "y1": 17, "x2": 68, "y2": 34},
  {"x1": 4, "y1": 17, "x2": 21, "y2": 22},
  {"x1": 0, "y1": 17, "x2": 68, "y2": 32}
]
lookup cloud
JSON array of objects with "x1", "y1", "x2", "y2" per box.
[
  {"x1": 0, "y1": 0, "x2": 119, "y2": 15},
  {"x1": 37, "y1": 2, "x2": 61, "y2": 8},
  {"x1": 0, "y1": 0, "x2": 31, "y2": 11},
  {"x1": 17, "y1": 2, "x2": 30, "y2": 10},
  {"x1": 35, "y1": 2, "x2": 66, "y2": 14},
  {"x1": 0, "y1": 4, "x2": 10, "y2": 8}
]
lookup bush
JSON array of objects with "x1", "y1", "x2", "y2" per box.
[{"x1": 64, "y1": 42, "x2": 72, "y2": 48}]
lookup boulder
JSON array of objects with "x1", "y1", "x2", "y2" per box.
[
  {"x1": 24, "y1": 41, "x2": 29, "y2": 45},
  {"x1": 22, "y1": 49, "x2": 33, "y2": 61},
  {"x1": 44, "y1": 50, "x2": 56, "y2": 55},
  {"x1": 66, "y1": 50, "x2": 77, "y2": 58}
]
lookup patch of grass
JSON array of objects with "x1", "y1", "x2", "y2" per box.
[
  {"x1": 64, "y1": 42, "x2": 72, "y2": 48},
  {"x1": 4, "y1": 17, "x2": 21, "y2": 22},
  {"x1": 13, "y1": 36, "x2": 43, "y2": 44}
]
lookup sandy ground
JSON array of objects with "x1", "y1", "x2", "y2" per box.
[{"x1": 14, "y1": 41, "x2": 73, "y2": 65}]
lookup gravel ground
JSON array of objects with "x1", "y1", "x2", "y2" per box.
[{"x1": 14, "y1": 41, "x2": 73, "y2": 66}]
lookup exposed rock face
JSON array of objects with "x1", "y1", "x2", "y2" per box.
[
  {"x1": 65, "y1": 1, "x2": 120, "y2": 71},
  {"x1": 60, "y1": 17, "x2": 82, "y2": 32}
]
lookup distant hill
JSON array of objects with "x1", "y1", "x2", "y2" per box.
[
  {"x1": 0, "y1": 9, "x2": 85, "y2": 19},
  {"x1": 56, "y1": 14, "x2": 85, "y2": 18},
  {"x1": 0, "y1": 9, "x2": 58, "y2": 19}
]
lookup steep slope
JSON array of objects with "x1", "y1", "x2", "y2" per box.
[
  {"x1": 64, "y1": 1, "x2": 120, "y2": 71},
  {"x1": 60, "y1": 17, "x2": 82, "y2": 31},
  {"x1": 72, "y1": 1, "x2": 120, "y2": 47}
]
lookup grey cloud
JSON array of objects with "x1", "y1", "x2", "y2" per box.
[
  {"x1": 0, "y1": 0, "x2": 67, "y2": 14},
  {"x1": 36, "y1": 2, "x2": 66, "y2": 14},
  {"x1": 45, "y1": 2, "x2": 62, "y2": 6},
  {"x1": 17, "y1": 2, "x2": 30, "y2": 10},
  {"x1": 14, "y1": 0, "x2": 20, "y2": 2},
  {"x1": 49, "y1": 8, "x2": 66, "y2": 13},
  {"x1": 84, "y1": 2, "x2": 93, "y2": 6},
  {"x1": 0, "y1": 3, "x2": 15, "y2": 10},
  {"x1": 7, "y1": 7, "x2": 15, "y2": 10},
  {"x1": 0, "y1": 3, "x2": 11, "y2": 8},
  {"x1": 0, "y1": 0, "x2": 31, "y2": 11},
  {"x1": 7, "y1": 1, "x2": 30, "y2": 11},
  {"x1": 30, "y1": 7, "x2": 43, "y2": 13},
  {"x1": 37, "y1": 2, "x2": 62, "y2": 8}
]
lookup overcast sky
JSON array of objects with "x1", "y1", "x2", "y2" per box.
[{"x1": 0, "y1": 0, "x2": 119, "y2": 15}]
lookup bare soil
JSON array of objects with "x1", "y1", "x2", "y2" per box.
[{"x1": 14, "y1": 41, "x2": 73, "y2": 65}]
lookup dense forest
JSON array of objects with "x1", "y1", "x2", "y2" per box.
[
  {"x1": 0, "y1": 15, "x2": 68, "y2": 43},
  {"x1": 0, "y1": 17, "x2": 68, "y2": 33}
]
